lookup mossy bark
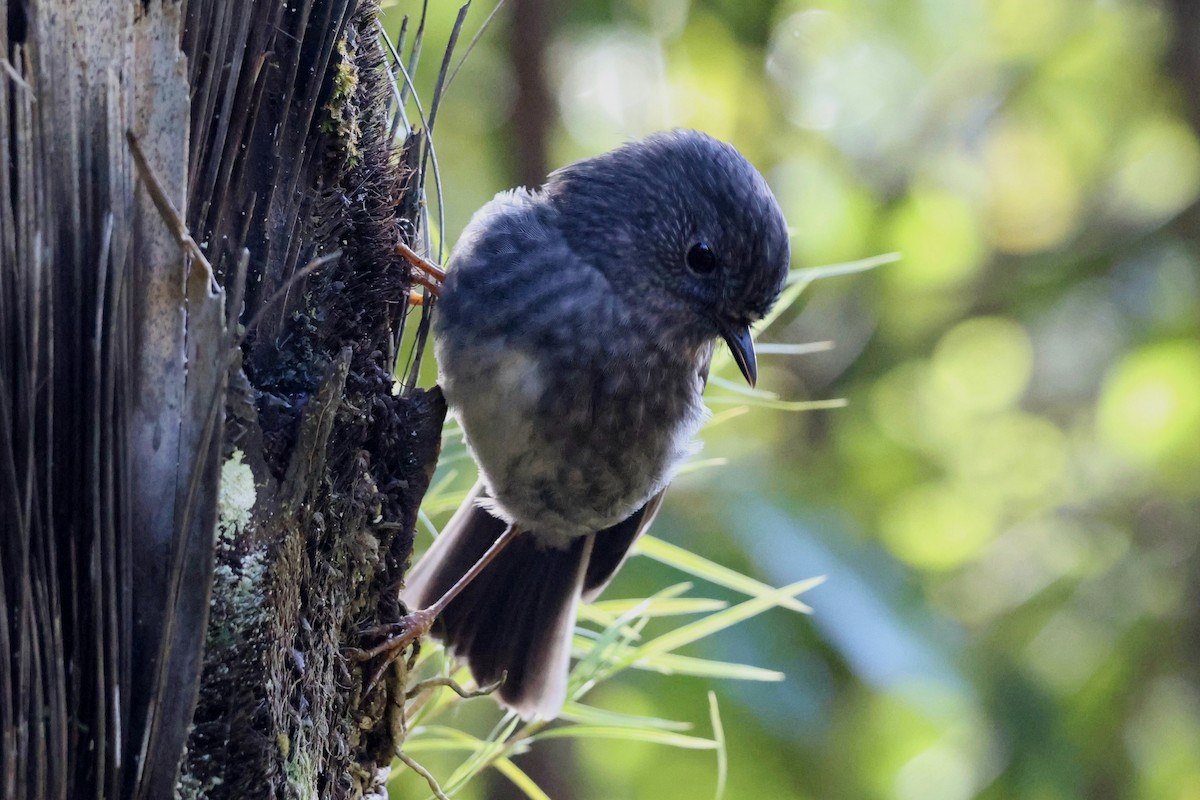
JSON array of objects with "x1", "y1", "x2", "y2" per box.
[
  {"x1": 2, "y1": 0, "x2": 437, "y2": 798},
  {"x1": 179, "y1": 0, "x2": 441, "y2": 796}
]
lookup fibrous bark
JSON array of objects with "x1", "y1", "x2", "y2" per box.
[
  {"x1": 2, "y1": 0, "x2": 441, "y2": 797},
  {"x1": 181, "y1": 0, "x2": 445, "y2": 795}
]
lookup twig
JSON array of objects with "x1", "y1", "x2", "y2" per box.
[
  {"x1": 398, "y1": 0, "x2": 429, "y2": 107},
  {"x1": 443, "y1": 0, "x2": 507, "y2": 94},
  {"x1": 406, "y1": 673, "x2": 506, "y2": 700},
  {"x1": 421, "y1": 3, "x2": 471, "y2": 262},
  {"x1": 125, "y1": 131, "x2": 212, "y2": 276},
  {"x1": 378, "y1": 18, "x2": 445, "y2": 258},
  {"x1": 426, "y1": 3, "x2": 471, "y2": 137},
  {"x1": 225, "y1": 248, "x2": 250, "y2": 341},
  {"x1": 379, "y1": 33, "x2": 410, "y2": 137},
  {"x1": 396, "y1": 751, "x2": 451, "y2": 800},
  {"x1": 0, "y1": 58, "x2": 31, "y2": 92}
]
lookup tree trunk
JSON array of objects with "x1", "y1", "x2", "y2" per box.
[{"x1": 1, "y1": 1, "x2": 439, "y2": 798}]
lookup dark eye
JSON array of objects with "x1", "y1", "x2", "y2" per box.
[{"x1": 685, "y1": 241, "x2": 718, "y2": 275}]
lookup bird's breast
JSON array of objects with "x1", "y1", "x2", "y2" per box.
[{"x1": 438, "y1": 334, "x2": 709, "y2": 541}]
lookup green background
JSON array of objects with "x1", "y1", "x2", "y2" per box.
[{"x1": 382, "y1": 1, "x2": 1200, "y2": 797}]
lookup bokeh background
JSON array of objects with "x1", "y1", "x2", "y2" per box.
[{"x1": 381, "y1": 1, "x2": 1200, "y2": 798}]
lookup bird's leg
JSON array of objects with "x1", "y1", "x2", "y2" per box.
[
  {"x1": 396, "y1": 238, "x2": 446, "y2": 302},
  {"x1": 347, "y1": 524, "x2": 524, "y2": 674}
]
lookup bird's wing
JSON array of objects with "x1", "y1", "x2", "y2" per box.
[{"x1": 581, "y1": 490, "x2": 666, "y2": 603}]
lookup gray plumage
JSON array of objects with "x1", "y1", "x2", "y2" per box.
[{"x1": 403, "y1": 130, "x2": 790, "y2": 718}]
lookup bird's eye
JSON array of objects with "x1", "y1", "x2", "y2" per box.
[{"x1": 685, "y1": 241, "x2": 718, "y2": 275}]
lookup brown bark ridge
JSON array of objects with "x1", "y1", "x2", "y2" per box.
[
  {"x1": 1, "y1": 1, "x2": 223, "y2": 798},
  {"x1": 2, "y1": 0, "x2": 443, "y2": 798}
]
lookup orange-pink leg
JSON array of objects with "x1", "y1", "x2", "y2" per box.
[
  {"x1": 347, "y1": 524, "x2": 524, "y2": 687},
  {"x1": 396, "y1": 239, "x2": 445, "y2": 300}
]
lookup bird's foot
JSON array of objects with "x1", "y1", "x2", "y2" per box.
[
  {"x1": 346, "y1": 607, "x2": 437, "y2": 694},
  {"x1": 349, "y1": 524, "x2": 521, "y2": 693},
  {"x1": 396, "y1": 238, "x2": 444, "y2": 304}
]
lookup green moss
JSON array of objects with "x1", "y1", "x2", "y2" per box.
[
  {"x1": 174, "y1": 757, "x2": 224, "y2": 800},
  {"x1": 322, "y1": 37, "x2": 363, "y2": 166}
]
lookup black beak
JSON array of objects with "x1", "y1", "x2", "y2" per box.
[{"x1": 720, "y1": 323, "x2": 758, "y2": 387}]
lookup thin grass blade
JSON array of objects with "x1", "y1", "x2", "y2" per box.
[
  {"x1": 617, "y1": 578, "x2": 825, "y2": 668},
  {"x1": 559, "y1": 701, "x2": 693, "y2": 732},
  {"x1": 709, "y1": 692, "x2": 727, "y2": 800},
  {"x1": 631, "y1": 652, "x2": 785, "y2": 681},
  {"x1": 634, "y1": 536, "x2": 816, "y2": 613},
  {"x1": 531, "y1": 725, "x2": 718, "y2": 750},
  {"x1": 495, "y1": 758, "x2": 553, "y2": 800}
]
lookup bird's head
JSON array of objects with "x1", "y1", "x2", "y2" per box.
[{"x1": 546, "y1": 130, "x2": 790, "y2": 386}]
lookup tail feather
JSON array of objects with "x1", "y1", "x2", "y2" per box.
[
  {"x1": 582, "y1": 490, "x2": 664, "y2": 602},
  {"x1": 402, "y1": 484, "x2": 592, "y2": 719}
]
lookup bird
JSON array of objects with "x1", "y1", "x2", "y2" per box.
[{"x1": 386, "y1": 129, "x2": 790, "y2": 719}]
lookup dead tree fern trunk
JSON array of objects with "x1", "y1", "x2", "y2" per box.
[{"x1": 2, "y1": 1, "x2": 442, "y2": 798}]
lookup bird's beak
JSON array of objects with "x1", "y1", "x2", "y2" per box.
[{"x1": 720, "y1": 323, "x2": 758, "y2": 387}]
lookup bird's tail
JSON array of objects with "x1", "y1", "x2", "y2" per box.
[{"x1": 402, "y1": 485, "x2": 591, "y2": 719}]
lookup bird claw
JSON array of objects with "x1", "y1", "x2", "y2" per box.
[
  {"x1": 395, "y1": 238, "x2": 444, "y2": 301},
  {"x1": 349, "y1": 608, "x2": 436, "y2": 661},
  {"x1": 347, "y1": 608, "x2": 437, "y2": 695}
]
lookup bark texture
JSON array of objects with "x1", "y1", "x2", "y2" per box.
[{"x1": 1, "y1": 0, "x2": 440, "y2": 798}]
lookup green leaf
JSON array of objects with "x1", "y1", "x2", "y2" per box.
[
  {"x1": 675, "y1": 457, "x2": 731, "y2": 476},
  {"x1": 704, "y1": 396, "x2": 848, "y2": 412},
  {"x1": 570, "y1": 584, "x2": 692, "y2": 695},
  {"x1": 532, "y1": 725, "x2": 718, "y2": 750},
  {"x1": 707, "y1": 375, "x2": 784, "y2": 400},
  {"x1": 559, "y1": 701, "x2": 693, "y2": 732},
  {"x1": 587, "y1": 597, "x2": 728, "y2": 619},
  {"x1": 786, "y1": 252, "x2": 900, "y2": 288},
  {"x1": 416, "y1": 508, "x2": 441, "y2": 541},
  {"x1": 617, "y1": 579, "x2": 826, "y2": 669},
  {"x1": 402, "y1": 725, "x2": 486, "y2": 754},
  {"x1": 422, "y1": 468, "x2": 461, "y2": 508},
  {"x1": 709, "y1": 693, "x2": 728, "y2": 800},
  {"x1": 442, "y1": 715, "x2": 522, "y2": 793},
  {"x1": 402, "y1": 738, "x2": 481, "y2": 754},
  {"x1": 705, "y1": 376, "x2": 847, "y2": 413},
  {"x1": 704, "y1": 406, "x2": 751, "y2": 428},
  {"x1": 635, "y1": 535, "x2": 819, "y2": 614},
  {"x1": 495, "y1": 758, "x2": 553, "y2": 800},
  {"x1": 710, "y1": 251, "x2": 896, "y2": 377},
  {"x1": 572, "y1": 612, "x2": 642, "y2": 641},
  {"x1": 631, "y1": 652, "x2": 785, "y2": 682},
  {"x1": 420, "y1": 466, "x2": 475, "y2": 516},
  {"x1": 755, "y1": 341, "x2": 835, "y2": 356}
]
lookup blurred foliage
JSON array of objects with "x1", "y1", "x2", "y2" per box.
[{"x1": 381, "y1": 0, "x2": 1200, "y2": 798}]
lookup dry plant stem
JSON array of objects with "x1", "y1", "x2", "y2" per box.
[
  {"x1": 126, "y1": 130, "x2": 213, "y2": 273},
  {"x1": 405, "y1": 674, "x2": 506, "y2": 701},
  {"x1": 397, "y1": 751, "x2": 452, "y2": 800},
  {"x1": 399, "y1": 672, "x2": 506, "y2": 728}
]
